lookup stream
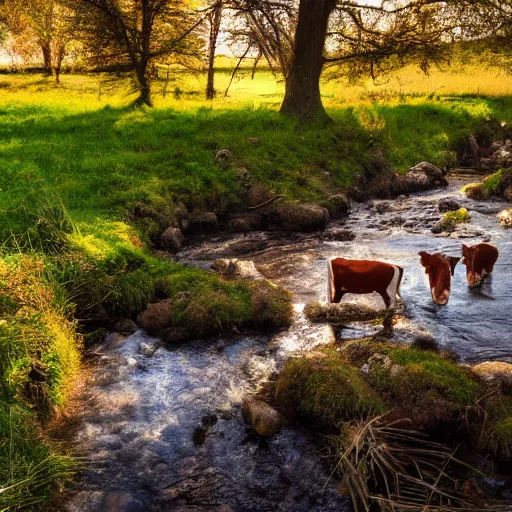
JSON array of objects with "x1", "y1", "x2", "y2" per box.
[{"x1": 65, "y1": 175, "x2": 511, "y2": 512}]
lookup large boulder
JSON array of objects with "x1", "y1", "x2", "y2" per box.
[
  {"x1": 160, "y1": 226, "x2": 184, "y2": 252},
  {"x1": 320, "y1": 194, "x2": 351, "y2": 217},
  {"x1": 241, "y1": 397, "x2": 283, "y2": 437},
  {"x1": 137, "y1": 300, "x2": 173, "y2": 335},
  {"x1": 271, "y1": 203, "x2": 330, "y2": 232},
  {"x1": 401, "y1": 162, "x2": 448, "y2": 193}
]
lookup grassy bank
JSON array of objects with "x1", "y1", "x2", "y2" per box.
[{"x1": 0, "y1": 255, "x2": 80, "y2": 510}]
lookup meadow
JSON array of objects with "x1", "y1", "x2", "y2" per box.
[{"x1": 1, "y1": 59, "x2": 512, "y2": 509}]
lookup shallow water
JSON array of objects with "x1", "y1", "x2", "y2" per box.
[{"x1": 66, "y1": 176, "x2": 511, "y2": 511}]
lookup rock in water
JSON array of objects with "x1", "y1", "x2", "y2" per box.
[
  {"x1": 114, "y1": 319, "x2": 138, "y2": 335},
  {"x1": 498, "y1": 208, "x2": 512, "y2": 228},
  {"x1": 160, "y1": 226, "x2": 184, "y2": 252},
  {"x1": 304, "y1": 301, "x2": 389, "y2": 324},
  {"x1": 402, "y1": 162, "x2": 448, "y2": 192},
  {"x1": 438, "y1": 197, "x2": 462, "y2": 213},
  {"x1": 211, "y1": 258, "x2": 262, "y2": 279},
  {"x1": 241, "y1": 397, "x2": 283, "y2": 437},
  {"x1": 137, "y1": 300, "x2": 173, "y2": 335}
]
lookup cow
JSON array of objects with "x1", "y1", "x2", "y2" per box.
[
  {"x1": 418, "y1": 252, "x2": 461, "y2": 305},
  {"x1": 327, "y1": 257, "x2": 404, "y2": 308},
  {"x1": 461, "y1": 242, "x2": 499, "y2": 287}
]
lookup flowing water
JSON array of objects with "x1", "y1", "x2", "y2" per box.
[{"x1": 65, "y1": 176, "x2": 511, "y2": 511}]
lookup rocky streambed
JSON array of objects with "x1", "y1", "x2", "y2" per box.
[{"x1": 65, "y1": 174, "x2": 511, "y2": 511}]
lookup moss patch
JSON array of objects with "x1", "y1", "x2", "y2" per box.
[
  {"x1": 439, "y1": 207, "x2": 471, "y2": 231},
  {"x1": 275, "y1": 351, "x2": 386, "y2": 430}
]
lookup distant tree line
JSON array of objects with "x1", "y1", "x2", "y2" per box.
[{"x1": 0, "y1": 0, "x2": 511, "y2": 121}]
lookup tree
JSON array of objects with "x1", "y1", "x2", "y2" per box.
[
  {"x1": 279, "y1": 0, "x2": 336, "y2": 123},
  {"x1": 278, "y1": 0, "x2": 470, "y2": 123},
  {"x1": 72, "y1": 0, "x2": 204, "y2": 106},
  {"x1": 1, "y1": 0, "x2": 76, "y2": 79},
  {"x1": 205, "y1": 1, "x2": 222, "y2": 99}
]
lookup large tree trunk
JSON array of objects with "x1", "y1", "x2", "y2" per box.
[
  {"x1": 40, "y1": 42, "x2": 53, "y2": 76},
  {"x1": 206, "y1": 5, "x2": 222, "y2": 100},
  {"x1": 135, "y1": 66, "x2": 153, "y2": 107},
  {"x1": 279, "y1": 0, "x2": 336, "y2": 123}
]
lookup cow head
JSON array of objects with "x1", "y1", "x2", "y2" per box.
[
  {"x1": 419, "y1": 251, "x2": 461, "y2": 305},
  {"x1": 462, "y1": 244, "x2": 481, "y2": 287}
]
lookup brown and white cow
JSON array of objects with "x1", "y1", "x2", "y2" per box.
[
  {"x1": 327, "y1": 257, "x2": 404, "y2": 308},
  {"x1": 419, "y1": 252, "x2": 461, "y2": 305},
  {"x1": 462, "y1": 242, "x2": 499, "y2": 287}
]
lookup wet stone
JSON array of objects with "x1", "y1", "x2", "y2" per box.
[
  {"x1": 102, "y1": 492, "x2": 145, "y2": 512},
  {"x1": 114, "y1": 319, "x2": 138, "y2": 335}
]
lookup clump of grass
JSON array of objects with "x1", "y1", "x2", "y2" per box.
[
  {"x1": 376, "y1": 347, "x2": 480, "y2": 427},
  {"x1": 0, "y1": 256, "x2": 81, "y2": 411},
  {"x1": 473, "y1": 395, "x2": 512, "y2": 460},
  {"x1": 0, "y1": 405, "x2": 75, "y2": 511},
  {"x1": 439, "y1": 207, "x2": 471, "y2": 231},
  {"x1": 483, "y1": 169, "x2": 505, "y2": 195},
  {"x1": 160, "y1": 275, "x2": 292, "y2": 339},
  {"x1": 274, "y1": 351, "x2": 386, "y2": 430},
  {"x1": 248, "y1": 280, "x2": 293, "y2": 331},
  {"x1": 304, "y1": 301, "x2": 389, "y2": 324},
  {"x1": 333, "y1": 414, "x2": 483, "y2": 512}
]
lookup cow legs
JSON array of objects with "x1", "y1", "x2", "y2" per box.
[
  {"x1": 379, "y1": 291, "x2": 391, "y2": 309},
  {"x1": 332, "y1": 290, "x2": 346, "y2": 303}
]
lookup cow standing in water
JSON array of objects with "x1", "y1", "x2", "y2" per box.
[
  {"x1": 327, "y1": 258, "x2": 404, "y2": 308},
  {"x1": 419, "y1": 252, "x2": 460, "y2": 305},
  {"x1": 462, "y1": 242, "x2": 499, "y2": 287}
]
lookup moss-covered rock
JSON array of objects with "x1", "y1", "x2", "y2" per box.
[
  {"x1": 463, "y1": 182, "x2": 487, "y2": 200},
  {"x1": 276, "y1": 341, "x2": 482, "y2": 432},
  {"x1": 274, "y1": 351, "x2": 386, "y2": 430},
  {"x1": 439, "y1": 208, "x2": 471, "y2": 231},
  {"x1": 371, "y1": 347, "x2": 480, "y2": 427}
]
